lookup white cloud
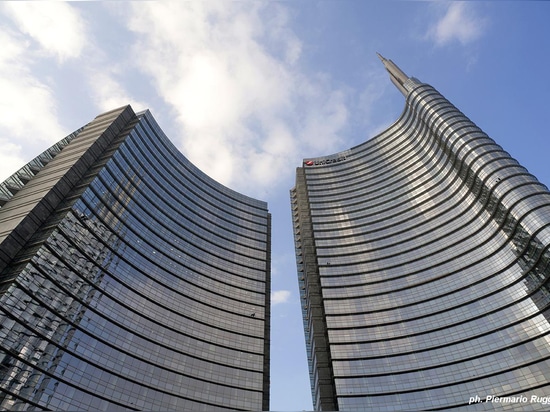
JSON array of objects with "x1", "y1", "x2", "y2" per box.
[
  {"x1": 89, "y1": 70, "x2": 147, "y2": 113},
  {"x1": 0, "y1": 139, "x2": 27, "y2": 183},
  {"x1": 272, "y1": 290, "x2": 291, "y2": 305},
  {"x1": 2, "y1": 2, "x2": 86, "y2": 62},
  {"x1": 0, "y1": 3, "x2": 145, "y2": 182},
  {"x1": 0, "y1": 2, "x2": 92, "y2": 181},
  {"x1": 0, "y1": 27, "x2": 67, "y2": 181},
  {"x1": 120, "y1": 1, "x2": 350, "y2": 195},
  {"x1": 427, "y1": 3, "x2": 487, "y2": 47},
  {"x1": 298, "y1": 84, "x2": 349, "y2": 154}
]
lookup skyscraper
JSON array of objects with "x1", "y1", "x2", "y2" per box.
[
  {"x1": 0, "y1": 106, "x2": 271, "y2": 411},
  {"x1": 291, "y1": 56, "x2": 550, "y2": 411}
]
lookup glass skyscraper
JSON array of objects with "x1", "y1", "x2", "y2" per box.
[
  {"x1": 291, "y1": 56, "x2": 550, "y2": 411},
  {"x1": 0, "y1": 106, "x2": 271, "y2": 411}
]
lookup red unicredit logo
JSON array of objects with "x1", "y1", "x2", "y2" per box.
[{"x1": 305, "y1": 156, "x2": 346, "y2": 167}]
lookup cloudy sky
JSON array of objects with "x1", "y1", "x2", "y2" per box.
[{"x1": 1, "y1": 2, "x2": 549, "y2": 410}]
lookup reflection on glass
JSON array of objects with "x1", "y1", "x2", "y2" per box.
[{"x1": 0, "y1": 109, "x2": 270, "y2": 411}]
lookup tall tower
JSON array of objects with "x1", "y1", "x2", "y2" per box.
[
  {"x1": 0, "y1": 106, "x2": 271, "y2": 411},
  {"x1": 291, "y1": 56, "x2": 550, "y2": 411}
]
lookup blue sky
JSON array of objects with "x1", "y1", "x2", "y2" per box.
[{"x1": 1, "y1": 2, "x2": 549, "y2": 411}]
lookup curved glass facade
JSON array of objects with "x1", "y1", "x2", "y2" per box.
[
  {"x1": 292, "y1": 60, "x2": 550, "y2": 410},
  {"x1": 0, "y1": 106, "x2": 271, "y2": 411}
]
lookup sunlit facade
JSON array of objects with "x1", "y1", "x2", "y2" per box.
[
  {"x1": 0, "y1": 106, "x2": 271, "y2": 411},
  {"x1": 291, "y1": 56, "x2": 550, "y2": 411}
]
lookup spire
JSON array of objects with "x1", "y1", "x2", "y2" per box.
[{"x1": 377, "y1": 53, "x2": 409, "y2": 96}]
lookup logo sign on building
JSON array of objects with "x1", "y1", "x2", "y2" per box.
[{"x1": 304, "y1": 156, "x2": 347, "y2": 166}]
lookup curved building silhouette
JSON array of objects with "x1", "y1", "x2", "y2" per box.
[
  {"x1": 0, "y1": 106, "x2": 271, "y2": 411},
  {"x1": 291, "y1": 56, "x2": 550, "y2": 411}
]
